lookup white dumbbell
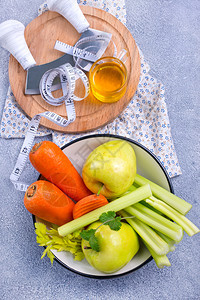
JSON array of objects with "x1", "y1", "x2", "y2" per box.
[
  {"x1": 47, "y1": 0, "x2": 90, "y2": 33},
  {"x1": 0, "y1": 20, "x2": 36, "y2": 70}
]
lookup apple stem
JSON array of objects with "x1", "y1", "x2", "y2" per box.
[
  {"x1": 84, "y1": 246, "x2": 92, "y2": 250},
  {"x1": 97, "y1": 184, "x2": 104, "y2": 196}
]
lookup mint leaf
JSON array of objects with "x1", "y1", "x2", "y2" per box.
[
  {"x1": 81, "y1": 229, "x2": 100, "y2": 252},
  {"x1": 89, "y1": 235, "x2": 100, "y2": 252},
  {"x1": 80, "y1": 212, "x2": 123, "y2": 252},
  {"x1": 99, "y1": 211, "x2": 116, "y2": 223},
  {"x1": 107, "y1": 216, "x2": 122, "y2": 231},
  {"x1": 99, "y1": 211, "x2": 122, "y2": 231},
  {"x1": 80, "y1": 229, "x2": 96, "y2": 241}
]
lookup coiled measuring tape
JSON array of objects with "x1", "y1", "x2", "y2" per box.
[{"x1": 10, "y1": 63, "x2": 89, "y2": 191}]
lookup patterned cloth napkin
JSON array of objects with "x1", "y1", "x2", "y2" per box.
[{"x1": 0, "y1": 0, "x2": 181, "y2": 177}]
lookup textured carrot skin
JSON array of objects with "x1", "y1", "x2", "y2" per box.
[
  {"x1": 24, "y1": 180, "x2": 75, "y2": 226},
  {"x1": 29, "y1": 141, "x2": 92, "y2": 201},
  {"x1": 73, "y1": 194, "x2": 108, "y2": 219}
]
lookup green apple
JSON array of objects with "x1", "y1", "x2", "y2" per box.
[
  {"x1": 82, "y1": 140, "x2": 136, "y2": 198},
  {"x1": 82, "y1": 221, "x2": 139, "y2": 273}
]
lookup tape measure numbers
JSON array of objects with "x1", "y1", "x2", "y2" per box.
[
  {"x1": 54, "y1": 40, "x2": 98, "y2": 63},
  {"x1": 10, "y1": 63, "x2": 89, "y2": 191},
  {"x1": 54, "y1": 35, "x2": 117, "y2": 71}
]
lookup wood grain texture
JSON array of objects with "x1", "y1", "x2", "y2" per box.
[{"x1": 8, "y1": 6, "x2": 140, "y2": 133}]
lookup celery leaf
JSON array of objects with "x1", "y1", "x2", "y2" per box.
[{"x1": 34, "y1": 223, "x2": 84, "y2": 264}]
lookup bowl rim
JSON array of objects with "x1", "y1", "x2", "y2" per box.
[{"x1": 33, "y1": 133, "x2": 174, "y2": 279}]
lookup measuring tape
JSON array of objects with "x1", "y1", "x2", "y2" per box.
[
  {"x1": 10, "y1": 63, "x2": 89, "y2": 191},
  {"x1": 54, "y1": 40, "x2": 98, "y2": 63},
  {"x1": 54, "y1": 35, "x2": 117, "y2": 71},
  {"x1": 39, "y1": 63, "x2": 89, "y2": 105}
]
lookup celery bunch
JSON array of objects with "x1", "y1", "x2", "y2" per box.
[{"x1": 118, "y1": 174, "x2": 199, "y2": 268}]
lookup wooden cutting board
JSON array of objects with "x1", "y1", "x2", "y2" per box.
[{"x1": 8, "y1": 6, "x2": 140, "y2": 133}]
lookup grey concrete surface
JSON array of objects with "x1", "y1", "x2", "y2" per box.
[{"x1": 0, "y1": 1, "x2": 199, "y2": 299}]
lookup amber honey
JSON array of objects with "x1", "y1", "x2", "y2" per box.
[{"x1": 89, "y1": 57, "x2": 127, "y2": 103}]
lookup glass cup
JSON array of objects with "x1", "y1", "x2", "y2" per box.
[{"x1": 89, "y1": 56, "x2": 128, "y2": 103}]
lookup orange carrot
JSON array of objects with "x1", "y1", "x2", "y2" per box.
[
  {"x1": 24, "y1": 180, "x2": 75, "y2": 226},
  {"x1": 29, "y1": 141, "x2": 92, "y2": 202},
  {"x1": 73, "y1": 194, "x2": 109, "y2": 219}
]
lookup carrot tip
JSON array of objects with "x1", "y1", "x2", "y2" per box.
[
  {"x1": 26, "y1": 184, "x2": 37, "y2": 198},
  {"x1": 30, "y1": 142, "x2": 43, "y2": 154}
]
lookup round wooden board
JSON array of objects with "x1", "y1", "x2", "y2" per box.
[{"x1": 9, "y1": 6, "x2": 140, "y2": 133}]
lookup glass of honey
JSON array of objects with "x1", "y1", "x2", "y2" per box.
[{"x1": 89, "y1": 56, "x2": 127, "y2": 103}]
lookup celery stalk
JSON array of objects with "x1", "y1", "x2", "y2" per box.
[
  {"x1": 134, "y1": 203, "x2": 182, "y2": 232},
  {"x1": 127, "y1": 185, "x2": 138, "y2": 192},
  {"x1": 134, "y1": 174, "x2": 192, "y2": 215},
  {"x1": 120, "y1": 211, "x2": 170, "y2": 255},
  {"x1": 124, "y1": 204, "x2": 183, "y2": 243},
  {"x1": 118, "y1": 184, "x2": 138, "y2": 197},
  {"x1": 154, "y1": 230, "x2": 176, "y2": 251},
  {"x1": 58, "y1": 184, "x2": 152, "y2": 237},
  {"x1": 143, "y1": 241, "x2": 171, "y2": 268},
  {"x1": 146, "y1": 197, "x2": 200, "y2": 236}
]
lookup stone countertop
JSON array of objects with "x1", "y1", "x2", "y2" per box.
[{"x1": 0, "y1": 1, "x2": 199, "y2": 299}]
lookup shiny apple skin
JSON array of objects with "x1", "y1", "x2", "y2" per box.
[
  {"x1": 82, "y1": 221, "x2": 139, "y2": 274},
  {"x1": 82, "y1": 140, "x2": 137, "y2": 198}
]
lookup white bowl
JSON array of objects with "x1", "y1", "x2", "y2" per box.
[{"x1": 35, "y1": 134, "x2": 173, "y2": 278}]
